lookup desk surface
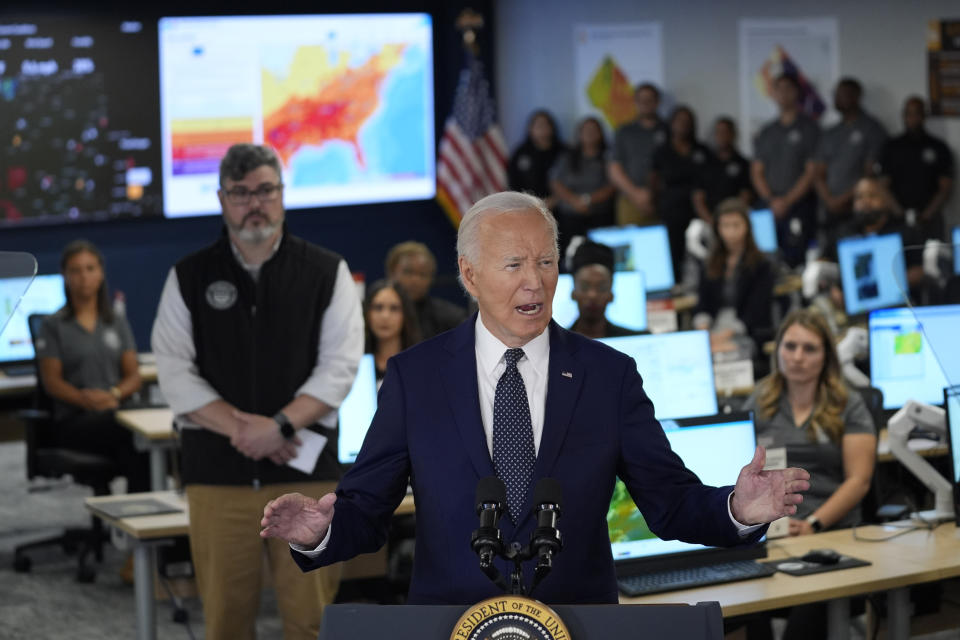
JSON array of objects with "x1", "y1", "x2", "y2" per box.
[
  {"x1": 622, "y1": 523, "x2": 960, "y2": 616},
  {"x1": 85, "y1": 490, "x2": 416, "y2": 541},
  {"x1": 116, "y1": 408, "x2": 176, "y2": 441},
  {"x1": 0, "y1": 361, "x2": 157, "y2": 397},
  {"x1": 0, "y1": 372, "x2": 36, "y2": 396}
]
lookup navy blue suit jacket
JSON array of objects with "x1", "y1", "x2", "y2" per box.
[{"x1": 293, "y1": 317, "x2": 761, "y2": 604}]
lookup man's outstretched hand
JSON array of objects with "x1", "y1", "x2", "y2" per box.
[
  {"x1": 730, "y1": 446, "x2": 810, "y2": 525},
  {"x1": 260, "y1": 492, "x2": 336, "y2": 548}
]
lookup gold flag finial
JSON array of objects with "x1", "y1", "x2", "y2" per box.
[{"x1": 455, "y1": 8, "x2": 484, "y2": 54}]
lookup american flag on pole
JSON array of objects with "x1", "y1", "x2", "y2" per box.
[{"x1": 436, "y1": 50, "x2": 508, "y2": 227}]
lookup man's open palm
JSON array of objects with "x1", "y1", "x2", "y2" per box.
[
  {"x1": 260, "y1": 492, "x2": 336, "y2": 548},
  {"x1": 731, "y1": 446, "x2": 810, "y2": 525}
]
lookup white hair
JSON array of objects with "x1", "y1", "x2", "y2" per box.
[
  {"x1": 456, "y1": 191, "x2": 559, "y2": 266},
  {"x1": 455, "y1": 192, "x2": 559, "y2": 296}
]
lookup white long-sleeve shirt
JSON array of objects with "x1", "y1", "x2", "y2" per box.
[{"x1": 151, "y1": 253, "x2": 363, "y2": 429}]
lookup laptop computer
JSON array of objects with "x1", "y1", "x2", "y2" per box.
[{"x1": 612, "y1": 412, "x2": 774, "y2": 596}]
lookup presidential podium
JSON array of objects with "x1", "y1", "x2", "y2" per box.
[{"x1": 318, "y1": 601, "x2": 724, "y2": 639}]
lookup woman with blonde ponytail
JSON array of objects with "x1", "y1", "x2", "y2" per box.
[{"x1": 739, "y1": 308, "x2": 877, "y2": 640}]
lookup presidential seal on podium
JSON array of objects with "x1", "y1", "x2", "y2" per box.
[{"x1": 450, "y1": 596, "x2": 571, "y2": 640}]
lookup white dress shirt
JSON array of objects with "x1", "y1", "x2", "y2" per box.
[
  {"x1": 294, "y1": 315, "x2": 758, "y2": 556},
  {"x1": 151, "y1": 242, "x2": 364, "y2": 429}
]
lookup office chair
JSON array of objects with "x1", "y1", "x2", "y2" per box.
[
  {"x1": 12, "y1": 313, "x2": 119, "y2": 583},
  {"x1": 854, "y1": 386, "x2": 886, "y2": 524}
]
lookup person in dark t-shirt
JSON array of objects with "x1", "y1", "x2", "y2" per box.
[
  {"x1": 651, "y1": 105, "x2": 711, "y2": 281},
  {"x1": 876, "y1": 96, "x2": 955, "y2": 241},
  {"x1": 693, "y1": 116, "x2": 753, "y2": 223}
]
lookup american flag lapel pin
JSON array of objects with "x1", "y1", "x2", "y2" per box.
[{"x1": 561, "y1": 371, "x2": 573, "y2": 378}]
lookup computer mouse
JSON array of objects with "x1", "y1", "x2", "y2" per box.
[{"x1": 801, "y1": 548, "x2": 841, "y2": 565}]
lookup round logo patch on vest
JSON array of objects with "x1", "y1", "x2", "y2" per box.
[
  {"x1": 449, "y1": 596, "x2": 571, "y2": 640},
  {"x1": 205, "y1": 280, "x2": 238, "y2": 311},
  {"x1": 923, "y1": 147, "x2": 937, "y2": 164}
]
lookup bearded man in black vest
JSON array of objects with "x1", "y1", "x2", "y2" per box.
[{"x1": 152, "y1": 143, "x2": 364, "y2": 640}]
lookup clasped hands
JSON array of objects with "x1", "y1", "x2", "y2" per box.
[
  {"x1": 230, "y1": 409, "x2": 301, "y2": 465},
  {"x1": 80, "y1": 388, "x2": 119, "y2": 412}
]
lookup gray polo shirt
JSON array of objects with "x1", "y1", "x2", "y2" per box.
[
  {"x1": 612, "y1": 119, "x2": 669, "y2": 187},
  {"x1": 35, "y1": 307, "x2": 137, "y2": 419},
  {"x1": 816, "y1": 112, "x2": 887, "y2": 195},
  {"x1": 742, "y1": 387, "x2": 875, "y2": 529},
  {"x1": 753, "y1": 115, "x2": 820, "y2": 196},
  {"x1": 550, "y1": 151, "x2": 611, "y2": 216}
]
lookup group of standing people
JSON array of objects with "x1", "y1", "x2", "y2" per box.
[{"x1": 509, "y1": 75, "x2": 955, "y2": 277}]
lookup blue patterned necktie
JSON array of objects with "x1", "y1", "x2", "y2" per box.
[{"x1": 492, "y1": 348, "x2": 536, "y2": 523}]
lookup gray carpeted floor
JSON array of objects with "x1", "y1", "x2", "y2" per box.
[{"x1": 0, "y1": 440, "x2": 281, "y2": 639}]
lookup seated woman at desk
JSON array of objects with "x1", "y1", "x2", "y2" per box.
[
  {"x1": 693, "y1": 197, "x2": 774, "y2": 354},
  {"x1": 744, "y1": 308, "x2": 876, "y2": 532},
  {"x1": 364, "y1": 279, "x2": 421, "y2": 389},
  {"x1": 35, "y1": 240, "x2": 149, "y2": 493},
  {"x1": 741, "y1": 309, "x2": 876, "y2": 639}
]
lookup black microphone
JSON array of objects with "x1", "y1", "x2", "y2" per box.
[
  {"x1": 471, "y1": 476, "x2": 506, "y2": 571},
  {"x1": 530, "y1": 478, "x2": 563, "y2": 573}
]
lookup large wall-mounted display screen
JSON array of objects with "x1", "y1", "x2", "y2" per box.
[
  {"x1": 0, "y1": 17, "x2": 162, "y2": 227},
  {"x1": 158, "y1": 13, "x2": 436, "y2": 217}
]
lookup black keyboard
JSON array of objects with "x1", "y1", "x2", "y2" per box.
[
  {"x1": 617, "y1": 560, "x2": 775, "y2": 596},
  {"x1": 1, "y1": 364, "x2": 35, "y2": 377}
]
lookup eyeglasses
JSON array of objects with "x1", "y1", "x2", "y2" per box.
[{"x1": 223, "y1": 183, "x2": 284, "y2": 206}]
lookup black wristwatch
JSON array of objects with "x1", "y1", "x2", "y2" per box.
[
  {"x1": 274, "y1": 411, "x2": 295, "y2": 440},
  {"x1": 806, "y1": 515, "x2": 823, "y2": 533}
]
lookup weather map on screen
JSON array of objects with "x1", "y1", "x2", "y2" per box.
[{"x1": 158, "y1": 14, "x2": 435, "y2": 217}]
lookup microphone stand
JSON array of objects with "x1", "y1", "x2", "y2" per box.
[{"x1": 471, "y1": 478, "x2": 563, "y2": 598}]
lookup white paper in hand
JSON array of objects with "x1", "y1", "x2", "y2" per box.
[{"x1": 286, "y1": 429, "x2": 328, "y2": 475}]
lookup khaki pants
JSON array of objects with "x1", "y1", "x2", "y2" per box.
[
  {"x1": 186, "y1": 482, "x2": 342, "y2": 640},
  {"x1": 615, "y1": 193, "x2": 659, "y2": 226}
]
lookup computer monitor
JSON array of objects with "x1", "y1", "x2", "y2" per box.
[
  {"x1": 598, "y1": 332, "x2": 717, "y2": 420},
  {"x1": 837, "y1": 233, "x2": 908, "y2": 317},
  {"x1": 952, "y1": 226, "x2": 960, "y2": 275},
  {"x1": 587, "y1": 225, "x2": 674, "y2": 292},
  {"x1": 944, "y1": 385, "x2": 960, "y2": 526},
  {"x1": 869, "y1": 305, "x2": 960, "y2": 410},
  {"x1": 609, "y1": 413, "x2": 762, "y2": 568},
  {"x1": 337, "y1": 354, "x2": 378, "y2": 465},
  {"x1": 0, "y1": 274, "x2": 67, "y2": 365},
  {"x1": 552, "y1": 271, "x2": 647, "y2": 332},
  {"x1": 749, "y1": 209, "x2": 778, "y2": 253}
]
